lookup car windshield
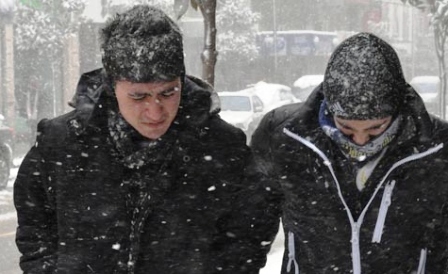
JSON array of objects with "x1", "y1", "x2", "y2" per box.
[{"x1": 220, "y1": 96, "x2": 252, "y2": 111}]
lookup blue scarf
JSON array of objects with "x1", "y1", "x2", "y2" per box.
[{"x1": 319, "y1": 101, "x2": 400, "y2": 162}]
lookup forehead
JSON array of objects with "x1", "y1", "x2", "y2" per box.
[
  {"x1": 334, "y1": 116, "x2": 391, "y2": 128},
  {"x1": 115, "y1": 78, "x2": 180, "y2": 92}
]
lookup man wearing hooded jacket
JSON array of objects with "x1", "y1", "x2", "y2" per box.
[
  {"x1": 13, "y1": 5, "x2": 281, "y2": 274},
  {"x1": 251, "y1": 32, "x2": 448, "y2": 273}
]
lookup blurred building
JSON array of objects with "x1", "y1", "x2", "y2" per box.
[
  {"x1": 0, "y1": 0, "x2": 15, "y2": 125},
  {"x1": 251, "y1": 0, "x2": 437, "y2": 83},
  {"x1": 16, "y1": 0, "x2": 436, "y2": 118}
]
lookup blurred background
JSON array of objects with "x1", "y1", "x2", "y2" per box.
[
  {"x1": 0, "y1": 0, "x2": 442, "y2": 153},
  {"x1": 0, "y1": 0, "x2": 444, "y2": 273},
  {"x1": 0, "y1": 0, "x2": 442, "y2": 156}
]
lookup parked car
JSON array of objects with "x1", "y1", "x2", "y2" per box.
[
  {"x1": 218, "y1": 91, "x2": 265, "y2": 139},
  {"x1": 244, "y1": 81, "x2": 299, "y2": 112},
  {"x1": 292, "y1": 74, "x2": 324, "y2": 101},
  {"x1": 410, "y1": 76, "x2": 440, "y2": 116},
  {"x1": 0, "y1": 114, "x2": 13, "y2": 190}
]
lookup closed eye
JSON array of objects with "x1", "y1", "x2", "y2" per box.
[
  {"x1": 127, "y1": 86, "x2": 179, "y2": 101},
  {"x1": 128, "y1": 93, "x2": 148, "y2": 100},
  {"x1": 367, "y1": 122, "x2": 389, "y2": 131},
  {"x1": 160, "y1": 87, "x2": 180, "y2": 98},
  {"x1": 160, "y1": 91, "x2": 175, "y2": 98},
  {"x1": 368, "y1": 125, "x2": 382, "y2": 130}
]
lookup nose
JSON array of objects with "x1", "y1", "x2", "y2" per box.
[
  {"x1": 143, "y1": 99, "x2": 164, "y2": 122},
  {"x1": 351, "y1": 133, "x2": 370, "y2": 146}
]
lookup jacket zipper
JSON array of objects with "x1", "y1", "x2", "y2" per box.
[
  {"x1": 283, "y1": 128, "x2": 443, "y2": 274},
  {"x1": 286, "y1": 231, "x2": 300, "y2": 274},
  {"x1": 372, "y1": 180, "x2": 396, "y2": 243}
]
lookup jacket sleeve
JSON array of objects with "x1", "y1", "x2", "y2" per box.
[
  {"x1": 211, "y1": 123, "x2": 283, "y2": 274},
  {"x1": 250, "y1": 109, "x2": 280, "y2": 168},
  {"x1": 227, "y1": 156, "x2": 283, "y2": 274},
  {"x1": 433, "y1": 199, "x2": 448, "y2": 272},
  {"x1": 441, "y1": 203, "x2": 448, "y2": 271},
  {"x1": 14, "y1": 123, "x2": 58, "y2": 273}
]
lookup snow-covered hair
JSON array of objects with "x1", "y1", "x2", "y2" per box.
[{"x1": 100, "y1": 5, "x2": 185, "y2": 83}]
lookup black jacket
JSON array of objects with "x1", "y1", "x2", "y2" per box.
[
  {"x1": 251, "y1": 82, "x2": 448, "y2": 273},
  {"x1": 251, "y1": 32, "x2": 448, "y2": 273},
  {"x1": 14, "y1": 69, "x2": 281, "y2": 274}
]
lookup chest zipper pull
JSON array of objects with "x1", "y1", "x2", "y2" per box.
[
  {"x1": 286, "y1": 231, "x2": 300, "y2": 274},
  {"x1": 351, "y1": 223, "x2": 362, "y2": 274},
  {"x1": 417, "y1": 248, "x2": 427, "y2": 274},
  {"x1": 372, "y1": 180, "x2": 396, "y2": 243}
]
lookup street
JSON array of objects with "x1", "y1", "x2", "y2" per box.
[{"x1": 0, "y1": 170, "x2": 21, "y2": 274}]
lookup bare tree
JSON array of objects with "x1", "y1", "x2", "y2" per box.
[
  {"x1": 402, "y1": 0, "x2": 448, "y2": 119},
  {"x1": 175, "y1": 0, "x2": 218, "y2": 86}
]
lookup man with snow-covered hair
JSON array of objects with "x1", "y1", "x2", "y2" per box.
[
  {"x1": 14, "y1": 5, "x2": 281, "y2": 274},
  {"x1": 251, "y1": 32, "x2": 448, "y2": 273}
]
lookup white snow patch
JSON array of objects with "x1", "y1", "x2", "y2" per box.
[
  {"x1": 204, "y1": 155, "x2": 213, "y2": 161},
  {"x1": 0, "y1": 212, "x2": 16, "y2": 221},
  {"x1": 261, "y1": 241, "x2": 272, "y2": 246},
  {"x1": 260, "y1": 224, "x2": 284, "y2": 274},
  {"x1": 207, "y1": 185, "x2": 216, "y2": 191}
]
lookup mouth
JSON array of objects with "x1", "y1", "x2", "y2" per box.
[{"x1": 142, "y1": 120, "x2": 165, "y2": 128}]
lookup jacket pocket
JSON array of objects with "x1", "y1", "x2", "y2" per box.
[
  {"x1": 286, "y1": 231, "x2": 300, "y2": 274},
  {"x1": 372, "y1": 180, "x2": 396, "y2": 243}
]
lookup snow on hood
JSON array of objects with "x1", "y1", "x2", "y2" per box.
[
  {"x1": 320, "y1": 32, "x2": 433, "y2": 142},
  {"x1": 322, "y1": 32, "x2": 406, "y2": 119},
  {"x1": 68, "y1": 69, "x2": 220, "y2": 131}
]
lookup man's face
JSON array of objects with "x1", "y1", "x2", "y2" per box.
[{"x1": 114, "y1": 78, "x2": 182, "y2": 140}]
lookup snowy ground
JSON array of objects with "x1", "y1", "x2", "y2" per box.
[
  {"x1": 0, "y1": 160, "x2": 19, "y2": 219},
  {"x1": 260, "y1": 226, "x2": 284, "y2": 273},
  {"x1": 0, "y1": 188, "x2": 12, "y2": 207},
  {"x1": 0, "y1": 158, "x2": 19, "y2": 192}
]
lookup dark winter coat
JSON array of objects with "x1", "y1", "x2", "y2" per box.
[
  {"x1": 252, "y1": 88, "x2": 448, "y2": 273},
  {"x1": 14, "y1": 69, "x2": 281, "y2": 274},
  {"x1": 251, "y1": 39, "x2": 448, "y2": 273}
]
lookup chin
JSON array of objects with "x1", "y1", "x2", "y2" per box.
[{"x1": 141, "y1": 130, "x2": 168, "y2": 140}]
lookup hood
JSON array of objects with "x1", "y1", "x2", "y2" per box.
[
  {"x1": 180, "y1": 74, "x2": 220, "y2": 121},
  {"x1": 321, "y1": 32, "x2": 433, "y2": 142},
  {"x1": 68, "y1": 68, "x2": 220, "y2": 133},
  {"x1": 323, "y1": 32, "x2": 405, "y2": 119}
]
